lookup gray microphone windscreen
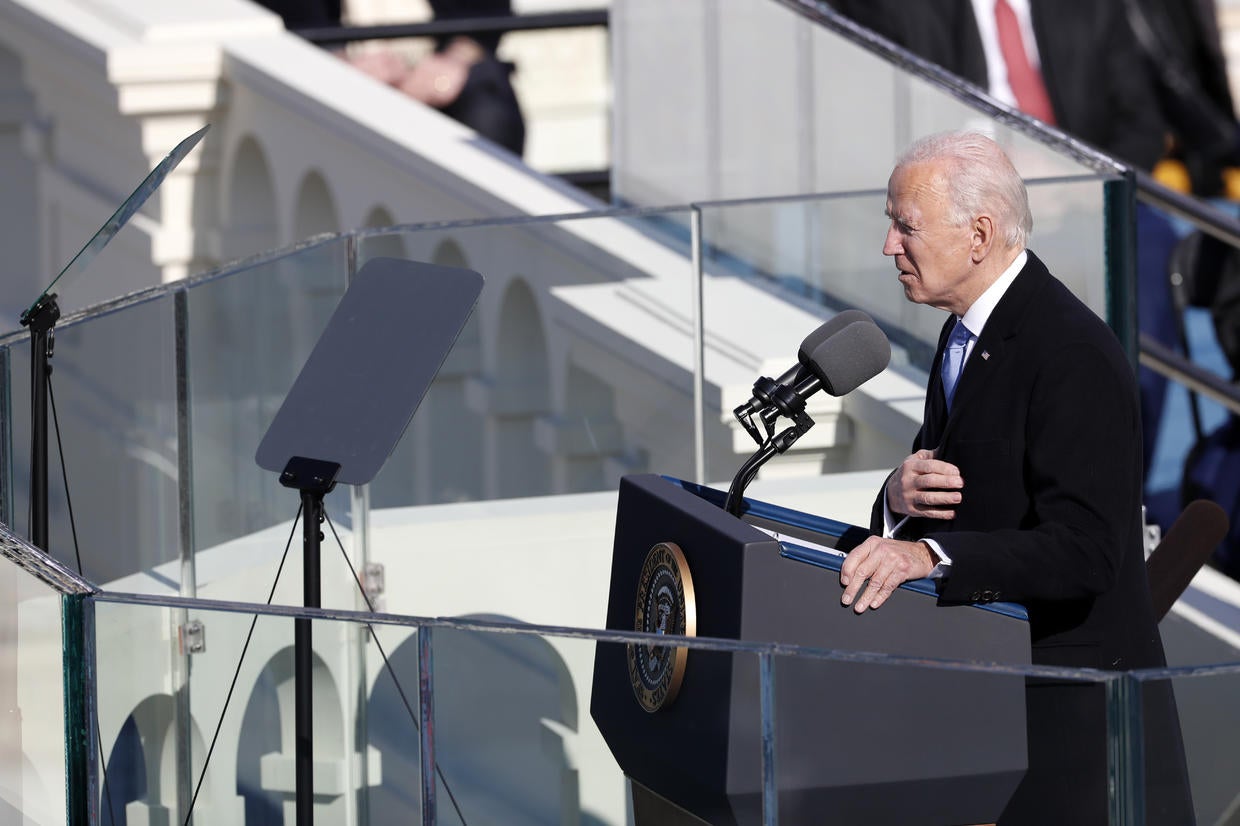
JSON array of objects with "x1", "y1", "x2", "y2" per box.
[
  {"x1": 798, "y1": 309, "x2": 873, "y2": 362},
  {"x1": 803, "y1": 320, "x2": 891, "y2": 396}
]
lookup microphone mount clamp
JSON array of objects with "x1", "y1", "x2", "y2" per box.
[{"x1": 734, "y1": 373, "x2": 815, "y2": 448}]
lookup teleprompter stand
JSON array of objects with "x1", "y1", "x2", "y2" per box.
[
  {"x1": 20, "y1": 294, "x2": 60, "y2": 552},
  {"x1": 279, "y1": 456, "x2": 340, "y2": 821},
  {"x1": 256, "y1": 256, "x2": 483, "y2": 825},
  {"x1": 17, "y1": 125, "x2": 208, "y2": 552}
]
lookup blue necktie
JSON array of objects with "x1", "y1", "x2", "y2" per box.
[{"x1": 941, "y1": 319, "x2": 972, "y2": 412}]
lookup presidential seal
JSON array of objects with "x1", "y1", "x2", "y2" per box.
[{"x1": 626, "y1": 541, "x2": 697, "y2": 712}]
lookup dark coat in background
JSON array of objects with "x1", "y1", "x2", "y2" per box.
[{"x1": 831, "y1": 0, "x2": 1167, "y2": 170}]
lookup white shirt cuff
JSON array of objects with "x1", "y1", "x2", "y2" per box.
[
  {"x1": 882, "y1": 497, "x2": 907, "y2": 538},
  {"x1": 921, "y1": 537, "x2": 952, "y2": 580},
  {"x1": 883, "y1": 484, "x2": 952, "y2": 581}
]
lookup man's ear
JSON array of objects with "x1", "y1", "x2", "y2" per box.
[{"x1": 971, "y1": 214, "x2": 996, "y2": 262}]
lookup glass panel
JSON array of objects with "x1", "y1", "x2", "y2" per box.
[
  {"x1": 1156, "y1": 594, "x2": 1240, "y2": 825},
  {"x1": 697, "y1": 191, "x2": 934, "y2": 486},
  {"x1": 0, "y1": 344, "x2": 12, "y2": 528},
  {"x1": 356, "y1": 210, "x2": 697, "y2": 510},
  {"x1": 362, "y1": 621, "x2": 424, "y2": 822},
  {"x1": 415, "y1": 630, "x2": 605, "y2": 825},
  {"x1": 91, "y1": 592, "x2": 787, "y2": 826},
  {"x1": 4, "y1": 338, "x2": 29, "y2": 541},
  {"x1": 93, "y1": 599, "x2": 381, "y2": 824},
  {"x1": 773, "y1": 650, "x2": 1035, "y2": 824},
  {"x1": 94, "y1": 590, "x2": 1240, "y2": 826},
  {"x1": 184, "y1": 238, "x2": 351, "y2": 596},
  {"x1": 367, "y1": 465, "x2": 620, "y2": 624},
  {"x1": 1161, "y1": 666, "x2": 1240, "y2": 826},
  {"x1": 611, "y1": 0, "x2": 1105, "y2": 206},
  {"x1": 0, "y1": 553, "x2": 69, "y2": 824},
  {"x1": 1024, "y1": 178, "x2": 1111, "y2": 320},
  {"x1": 4, "y1": 294, "x2": 179, "y2": 588},
  {"x1": 424, "y1": 630, "x2": 760, "y2": 826}
]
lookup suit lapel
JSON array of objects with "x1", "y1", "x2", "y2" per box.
[{"x1": 936, "y1": 252, "x2": 1050, "y2": 443}]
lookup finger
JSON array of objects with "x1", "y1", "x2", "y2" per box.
[
  {"x1": 864, "y1": 571, "x2": 902, "y2": 611},
  {"x1": 900, "y1": 489, "x2": 959, "y2": 520},
  {"x1": 912, "y1": 461, "x2": 963, "y2": 482},
  {"x1": 853, "y1": 556, "x2": 899, "y2": 612},
  {"x1": 840, "y1": 537, "x2": 876, "y2": 586},
  {"x1": 841, "y1": 575, "x2": 865, "y2": 607},
  {"x1": 910, "y1": 489, "x2": 962, "y2": 512},
  {"x1": 841, "y1": 555, "x2": 878, "y2": 606},
  {"x1": 916, "y1": 470, "x2": 964, "y2": 490}
]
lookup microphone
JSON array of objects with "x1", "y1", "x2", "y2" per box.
[
  {"x1": 724, "y1": 311, "x2": 891, "y2": 513},
  {"x1": 735, "y1": 310, "x2": 891, "y2": 425},
  {"x1": 789, "y1": 312, "x2": 892, "y2": 397},
  {"x1": 735, "y1": 309, "x2": 875, "y2": 419}
]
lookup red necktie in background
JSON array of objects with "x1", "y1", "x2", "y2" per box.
[{"x1": 994, "y1": 0, "x2": 1057, "y2": 124}]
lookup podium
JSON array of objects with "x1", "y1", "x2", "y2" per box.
[{"x1": 591, "y1": 474, "x2": 1030, "y2": 825}]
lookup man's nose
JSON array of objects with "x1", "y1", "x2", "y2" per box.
[{"x1": 883, "y1": 227, "x2": 902, "y2": 256}]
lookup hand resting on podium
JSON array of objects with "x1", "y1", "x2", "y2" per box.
[
  {"x1": 839, "y1": 535, "x2": 936, "y2": 612},
  {"x1": 840, "y1": 447, "x2": 962, "y2": 613}
]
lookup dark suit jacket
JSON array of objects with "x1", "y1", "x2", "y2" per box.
[
  {"x1": 869, "y1": 252, "x2": 1192, "y2": 824},
  {"x1": 832, "y1": 0, "x2": 1167, "y2": 170}
]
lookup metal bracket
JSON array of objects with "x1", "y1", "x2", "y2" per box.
[
  {"x1": 179, "y1": 619, "x2": 206, "y2": 655},
  {"x1": 363, "y1": 562, "x2": 385, "y2": 603}
]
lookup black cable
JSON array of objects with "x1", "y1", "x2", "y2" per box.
[
  {"x1": 324, "y1": 512, "x2": 468, "y2": 823},
  {"x1": 182, "y1": 506, "x2": 302, "y2": 826},
  {"x1": 47, "y1": 376, "x2": 114, "y2": 824},
  {"x1": 46, "y1": 378, "x2": 84, "y2": 578}
]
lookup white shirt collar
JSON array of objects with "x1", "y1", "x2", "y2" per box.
[{"x1": 959, "y1": 249, "x2": 1026, "y2": 338}]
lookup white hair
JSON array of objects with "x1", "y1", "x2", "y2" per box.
[{"x1": 896, "y1": 131, "x2": 1033, "y2": 248}]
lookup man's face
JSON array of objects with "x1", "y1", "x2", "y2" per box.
[{"x1": 883, "y1": 161, "x2": 977, "y2": 315}]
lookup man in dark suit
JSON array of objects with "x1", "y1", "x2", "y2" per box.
[
  {"x1": 831, "y1": 0, "x2": 1166, "y2": 170},
  {"x1": 839, "y1": 132, "x2": 1192, "y2": 824}
]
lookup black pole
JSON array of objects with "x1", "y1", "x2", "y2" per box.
[
  {"x1": 296, "y1": 489, "x2": 323, "y2": 825},
  {"x1": 22, "y1": 294, "x2": 60, "y2": 552},
  {"x1": 723, "y1": 423, "x2": 813, "y2": 517},
  {"x1": 278, "y1": 456, "x2": 338, "y2": 826}
]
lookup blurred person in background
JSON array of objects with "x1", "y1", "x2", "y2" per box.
[
  {"x1": 398, "y1": 0, "x2": 526, "y2": 156},
  {"x1": 258, "y1": 0, "x2": 526, "y2": 157},
  {"x1": 1130, "y1": 0, "x2": 1240, "y2": 579},
  {"x1": 1127, "y1": 0, "x2": 1240, "y2": 200}
]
